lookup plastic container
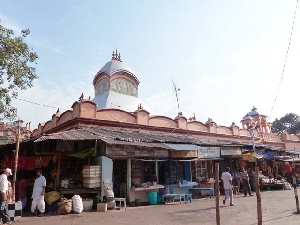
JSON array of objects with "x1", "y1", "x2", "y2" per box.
[
  {"x1": 157, "y1": 193, "x2": 162, "y2": 203},
  {"x1": 68, "y1": 180, "x2": 74, "y2": 189},
  {"x1": 82, "y1": 199, "x2": 93, "y2": 211},
  {"x1": 82, "y1": 165, "x2": 101, "y2": 178},
  {"x1": 147, "y1": 192, "x2": 157, "y2": 205},
  {"x1": 83, "y1": 177, "x2": 101, "y2": 188}
]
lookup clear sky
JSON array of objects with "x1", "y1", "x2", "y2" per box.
[{"x1": 1, "y1": 0, "x2": 300, "y2": 129}]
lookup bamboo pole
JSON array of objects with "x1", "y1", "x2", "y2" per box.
[
  {"x1": 56, "y1": 153, "x2": 61, "y2": 188},
  {"x1": 292, "y1": 159, "x2": 300, "y2": 214},
  {"x1": 215, "y1": 163, "x2": 220, "y2": 225},
  {"x1": 255, "y1": 166, "x2": 262, "y2": 225}
]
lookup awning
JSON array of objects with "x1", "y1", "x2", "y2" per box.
[
  {"x1": 165, "y1": 144, "x2": 199, "y2": 158},
  {"x1": 242, "y1": 153, "x2": 263, "y2": 162},
  {"x1": 103, "y1": 138, "x2": 171, "y2": 149},
  {"x1": 163, "y1": 143, "x2": 200, "y2": 151}
]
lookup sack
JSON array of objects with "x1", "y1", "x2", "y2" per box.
[
  {"x1": 57, "y1": 198, "x2": 73, "y2": 215},
  {"x1": 105, "y1": 189, "x2": 114, "y2": 198},
  {"x1": 72, "y1": 195, "x2": 83, "y2": 214},
  {"x1": 107, "y1": 200, "x2": 116, "y2": 209},
  {"x1": 45, "y1": 191, "x2": 61, "y2": 205},
  {"x1": 285, "y1": 183, "x2": 292, "y2": 190}
]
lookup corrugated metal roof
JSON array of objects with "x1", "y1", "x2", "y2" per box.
[
  {"x1": 103, "y1": 138, "x2": 172, "y2": 149},
  {"x1": 33, "y1": 126, "x2": 254, "y2": 148},
  {"x1": 34, "y1": 130, "x2": 99, "y2": 142}
]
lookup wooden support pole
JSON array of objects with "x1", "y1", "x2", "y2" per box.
[
  {"x1": 255, "y1": 165, "x2": 262, "y2": 225},
  {"x1": 215, "y1": 163, "x2": 220, "y2": 225},
  {"x1": 292, "y1": 160, "x2": 300, "y2": 214},
  {"x1": 155, "y1": 160, "x2": 159, "y2": 183},
  {"x1": 56, "y1": 153, "x2": 61, "y2": 188},
  {"x1": 127, "y1": 158, "x2": 132, "y2": 201}
]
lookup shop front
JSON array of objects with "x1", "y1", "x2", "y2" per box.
[
  {"x1": 104, "y1": 140, "x2": 169, "y2": 204},
  {"x1": 161, "y1": 144, "x2": 199, "y2": 196},
  {"x1": 191, "y1": 147, "x2": 222, "y2": 197}
]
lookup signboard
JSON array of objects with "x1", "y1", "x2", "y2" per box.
[
  {"x1": 221, "y1": 147, "x2": 242, "y2": 156},
  {"x1": 170, "y1": 150, "x2": 198, "y2": 158},
  {"x1": 198, "y1": 147, "x2": 220, "y2": 158},
  {"x1": 106, "y1": 144, "x2": 168, "y2": 158}
]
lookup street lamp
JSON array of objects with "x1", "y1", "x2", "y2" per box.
[
  {"x1": 248, "y1": 124, "x2": 262, "y2": 225},
  {"x1": 5, "y1": 120, "x2": 31, "y2": 203}
]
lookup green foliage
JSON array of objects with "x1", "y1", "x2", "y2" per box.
[
  {"x1": 271, "y1": 113, "x2": 300, "y2": 134},
  {"x1": 0, "y1": 20, "x2": 39, "y2": 118}
]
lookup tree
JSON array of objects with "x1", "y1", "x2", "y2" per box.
[
  {"x1": 0, "y1": 20, "x2": 38, "y2": 119},
  {"x1": 271, "y1": 113, "x2": 300, "y2": 134}
]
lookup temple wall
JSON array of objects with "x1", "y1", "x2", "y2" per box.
[{"x1": 29, "y1": 99, "x2": 300, "y2": 150}]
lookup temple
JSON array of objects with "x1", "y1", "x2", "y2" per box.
[{"x1": 28, "y1": 51, "x2": 300, "y2": 150}]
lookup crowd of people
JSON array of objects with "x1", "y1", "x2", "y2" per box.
[
  {"x1": 0, "y1": 168, "x2": 47, "y2": 224},
  {"x1": 221, "y1": 167, "x2": 256, "y2": 206}
]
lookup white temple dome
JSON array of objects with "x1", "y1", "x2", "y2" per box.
[
  {"x1": 92, "y1": 50, "x2": 152, "y2": 114},
  {"x1": 99, "y1": 60, "x2": 136, "y2": 77}
]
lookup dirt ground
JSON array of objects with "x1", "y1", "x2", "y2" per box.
[{"x1": 16, "y1": 190, "x2": 300, "y2": 225}]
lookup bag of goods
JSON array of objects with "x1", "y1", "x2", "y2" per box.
[
  {"x1": 284, "y1": 183, "x2": 292, "y2": 190},
  {"x1": 45, "y1": 191, "x2": 61, "y2": 205},
  {"x1": 107, "y1": 200, "x2": 116, "y2": 209},
  {"x1": 105, "y1": 186, "x2": 114, "y2": 202},
  {"x1": 60, "y1": 179, "x2": 69, "y2": 188},
  {"x1": 57, "y1": 198, "x2": 73, "y2": 215},
  {"x1": 72, "y1": 195, "x2": 83, "y2": 214}
]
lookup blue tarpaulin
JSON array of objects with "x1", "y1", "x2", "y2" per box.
[{"x1": 262, "y1": 152, "x2": 290, "y2": 160}]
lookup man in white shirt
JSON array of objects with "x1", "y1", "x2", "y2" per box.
[
  {"x1": 221, "y1": 167, "x2": 234, "y2": 206},
  {"x1": 0, "y1": 168, "x2": 12, "y2": 224},
  {"x1": 31, "y1": 170, "x2": 46, "y2": 216}
]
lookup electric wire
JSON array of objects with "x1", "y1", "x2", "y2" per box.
[{"x1": 269, "y1": 0, "x2": 299, "y2": 119}]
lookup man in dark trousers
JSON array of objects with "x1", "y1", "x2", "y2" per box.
[
  {"x1": 240, "y1": 168, "x2": 253, "y2": 197},
  {"x1": 0, "y1": 168, "x2": 12, "y2": 224}
]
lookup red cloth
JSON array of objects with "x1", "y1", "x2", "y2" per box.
[
  {"x1": 284, "y1": 164, "x2": 292, "y2": 173},
  {"x1": 25, "y1": 157, "x2": 35, "y2": 170},
  {"x1": 18, "y1": 179, "x2": 28, "y2": 199},
  {"x1": 18, "y1": 156, "x2": 26, "y2": 170}
]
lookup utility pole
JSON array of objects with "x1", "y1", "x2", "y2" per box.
[
  {"x1": 215, "y1": 163, "x2": 220, "y2": 225},
  {"x1": 249, "y1": 126, "x2": 262, "y2": 225},
  {"x1": 292, "y1": 158, "x2": 300, "y2": 214}
]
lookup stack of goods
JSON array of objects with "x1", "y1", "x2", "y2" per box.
[
  {"x1": 82, "y1": 165, "x2": 101, "y2": 188},
  {"x1": 105, "y1": 186, "x2": 116, "y2": 209}
]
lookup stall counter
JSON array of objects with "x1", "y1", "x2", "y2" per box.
[
  {"x1": 165, "y1": 182, "x2": 198, "y2": 196},
  {"x1": 199, "y1": 182, "x2": 214, "y2": 196},
  {"x1": 130, "y1": 185, "x2": 164, "y2": 202}
]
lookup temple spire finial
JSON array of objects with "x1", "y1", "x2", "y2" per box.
[
  {"x1": 112, "y1": 51, "x2": 115, "y2": 60},
  {"x1": 111, "y1": 48, "x2": 122, "y2": 62}
]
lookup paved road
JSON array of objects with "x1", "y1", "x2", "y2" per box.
[{"x1": 18, "y1": 190, "x2": 300, "y2": 225}]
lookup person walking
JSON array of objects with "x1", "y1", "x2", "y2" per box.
[
  {"x1": 248, "y1": 168, "x2": 256, "y2": 192},
  {"x1": 234, "y1": 169, "x2": 242, "y2": 190},
  {"x1": 221, "y1": 167, "x2": 234, "y2": 206},
  {"x1": 240, "y1": 168, "x2": 253, "y2": 196},
  {"x1": 31, "y1": 170, "x2": 46, "y2": 216},
  {"x1": 0, "y1": 168, "x2": 12, "y2": 224}
]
